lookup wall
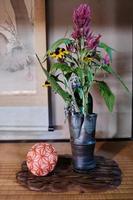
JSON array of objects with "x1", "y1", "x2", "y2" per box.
[{"x1": 47, "y1": 0, "x2": 132, "y2": 138}]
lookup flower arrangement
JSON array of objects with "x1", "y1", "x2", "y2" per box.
[{"x1": 37, "y1": 4, "x2": 129, "y2": 116}]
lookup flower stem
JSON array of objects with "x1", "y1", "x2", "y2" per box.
[{"x1": 63, "y1": 74, "x2": 80, "y2": 113}]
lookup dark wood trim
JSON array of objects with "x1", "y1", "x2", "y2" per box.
[
  {"x1": 0, "y1": 139, "x2": 70, "y2": 143},
  {"x1": 96, "y1": 138, "x2": 133, "y2": 141},
  {"x1": 131, "y1": 25, "x2": 133, "y2": 139},
  {"x1": 45, "y1": 0, "x2": 54, "y2": 131},
  {"x1": 0, "y1": 137, "x2": 132, "y2": 143}
]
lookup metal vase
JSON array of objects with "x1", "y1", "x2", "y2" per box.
[{"x1": 68, "y1": 113, "x2": 97, "y2": 172}]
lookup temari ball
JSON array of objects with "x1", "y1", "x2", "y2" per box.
[{"x1": 26, "y1": 143, "x2": 58, "y2": 176}]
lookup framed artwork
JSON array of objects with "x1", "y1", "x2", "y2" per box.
[
  {"x1": 0, "y1": 0, "x2": 36, "y2": 94},
  {"x1": 0, "y1": 0, "x2": 50, "y2": 139}
]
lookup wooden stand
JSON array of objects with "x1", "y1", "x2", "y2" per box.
[{"x1": 16, "y1": 155, "x2": 122, "y2": 193}]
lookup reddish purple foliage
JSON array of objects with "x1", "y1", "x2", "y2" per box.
[
  {"x1": 73, "y1": 4, "x2": 91, "y2": 28},
  {"x1": 72, "y1": 4, "x2": 91, "y2": 39},
  {"x1": 103, "y1": 54, "x2": 110, "y2": 65},
  {"x1": 71, "y1": 29, "x2": 81, "y2": 40},
  {"x1": 71, "y1": 4, "x2": 101, "y2": 51},
  {"x1": 66, "y1": 43, "x2": 76, "y2": 53},
  {"x1": 87, "y1": 33, "x2": 101, "y2": 49}
]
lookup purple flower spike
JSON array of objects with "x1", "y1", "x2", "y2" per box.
[
  {"x1": 87, "y1": 33, "x2": 101, "y2": 50},
  {"x1": 82, "y1": 26, "x2": 90, "y2": 37},
  {"x1": 71, "y1": 29, "x2": 81, "y2": 39},
  {"x1": 104, "y1": 54, "x2": 110, "y2": 65},
  {"x1": 73, "y1": 4, "x2": 91, "y2": 28},
  {"x1": 66, "y1": 43, "x2": 76, "y2": 53}
]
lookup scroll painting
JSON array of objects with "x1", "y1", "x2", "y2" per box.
[{"x1": 0, "y1": 0, "x2": 36, "y2": 94}]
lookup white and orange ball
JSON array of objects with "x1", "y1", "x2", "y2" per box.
[{"x1": 26, "y1": 143, "x2": 58, "y2": 176}]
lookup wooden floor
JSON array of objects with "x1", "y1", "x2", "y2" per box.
[{"x1": 0, "y1": 141, "x2": 133, "y2": 200}]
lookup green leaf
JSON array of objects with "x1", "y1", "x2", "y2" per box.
[
  {"x1": 80, "y1": 49, "x2": 89, "y2": 58},
  {"x1": 48, "y1": 75, "x2": 71, "y2": 103},
  {"x1": 36, "y1": 54, "x2": 49, "y2": 77},
  {"x1": 102, "y1": 65, "x2": 130, "y2": 93},
  {"x1": 74, "y1": 67, "x2": 83, "y2": 82},
  {"x1": 50, "y1": 63, "x2": 73, "y2": 74},
  {"x1": 64, "y1": 78, "x2": 68, "y2": 89},
  {"x1": 102, "y1": 64, "x2": 113, "y2": 73},
  {"x1": 114, "y1": 72, "x2": 130, "y2": 93},
  {"x1": 97, "y1": 81, "x2": 115, "y2": 112},
  {"x1": 65, "y1": 72, "x2": 72, "y2": 80},
  {"x1": 77, "y1": 87, "x2": 83, "y2": 99},
  {"x1": 99, "y1": 42, "x2": 115, "y2": 61},
  {"x1": 36, "y1": 54, "x2": 71, "y2": 103},
  {"x1": 51, "y1": 74, "x2": 64, "y2": 84},
  {"x1": 50, "y1": 38, "x2": 72, "y2": 51},
  {"x1": 87, "y1": 68, "x2": 94, "y2": 83}
]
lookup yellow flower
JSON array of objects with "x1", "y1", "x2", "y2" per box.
[
  {"x1": 60, "y1": 48, "x2": 69, "y2": 55},
  {"x1": 49, "y1": 48, "x2": 69, "y2": 59},
  {"x1": 83, "y1": 56, "x2": 94, "y2": 63},
  {"x1": 42, "y1": 81, "x2": 51, "y2": 88}
]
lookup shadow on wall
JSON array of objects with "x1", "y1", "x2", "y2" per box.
[
  {"x1": 115, "y1": 0, "x2": 132, "y2": 27},
  {"x1": 47, "y1": 0, "x2": 132, "y2": 28}
]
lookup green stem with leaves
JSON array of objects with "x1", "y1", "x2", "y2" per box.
[
  {"x1": 63, "y1": 74, "x2": 80, "y2": 113},
  {"x1": 36, "y1": 54, "x2": 72, "y2": 104}
]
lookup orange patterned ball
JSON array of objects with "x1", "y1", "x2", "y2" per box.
[{"x1": 26, "y1": 143, "x2": 58, "y2": 176}]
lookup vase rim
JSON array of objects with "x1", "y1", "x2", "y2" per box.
[
  {"x1": 86, "y1": 113, "x2": 97, "y2": 117},
  {"x1": 70, "y1": 112, "x2": 97, "y2": 117}
]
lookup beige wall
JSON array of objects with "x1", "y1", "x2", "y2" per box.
[
  {"x1": 0, "y1": 0, "x2": 48, "y2": 107},
  {"x1": 47, "y1": 0, "x2": 132, "y2": 138}
]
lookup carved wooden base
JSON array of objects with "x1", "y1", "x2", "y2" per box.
[{"x1": 16, "y1": 155, "x2": 122, "y2": 193}]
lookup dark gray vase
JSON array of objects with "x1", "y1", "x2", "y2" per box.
[{"x1": 68, "y1": 113, "x2": 97, "y2": 172}]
